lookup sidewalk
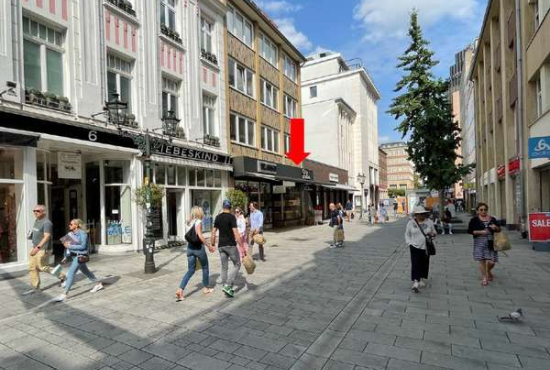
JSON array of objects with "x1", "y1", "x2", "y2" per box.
[{"x1": 0, "y1": 216, "x2": 550, "y2": 370}]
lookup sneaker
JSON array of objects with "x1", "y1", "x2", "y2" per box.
[
  {"x1": 449, "y1": 231, "x2": 453, "y2": 235},
  {"x1": 22, "y1": 289, "x2": 38, "y2": 296},
  {"x1": 222, "y1": 285, "x2": 234, "y2": 297},
  {"x1": 412, "y1": 281, "x2": 419, "y2": 293},
  {"x1": 418, "y1": 280, "x2": 426, "y2": 288},
  {"x1": 60, "y1": 280, "x2": 66, "y2": 289},
  {"x1": 53, "y1": 294, "x2": 67, "y2": 302},
  {"x1": 329, "y1": 244, "x2": 337, "y2": 249},
  {"x1": 90, "y1": 283, "x2": 103, "y2": 293}
]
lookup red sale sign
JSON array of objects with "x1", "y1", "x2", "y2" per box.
[{"x1": 529, "y1": 213, "x2": 550, "y2": 242}]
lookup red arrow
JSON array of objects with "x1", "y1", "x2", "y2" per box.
[{"x1": 285, "y1": 118, "x2": 310, "y2": 165}]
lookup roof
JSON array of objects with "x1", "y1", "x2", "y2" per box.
[{"x1": 380, "y1": 141, "x2": 408, "y2": 148}]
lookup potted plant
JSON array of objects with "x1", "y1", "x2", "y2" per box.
[
  {"x1": 44, "y1": 92, "x2": 59, "y2": 108},
  {"x1": 176, "y1": 127, "x2": 185, "y2": 139},
  {"x1": 125, "y1": 113, "x2": 136, "y2": 126},
  {"x1": 132, "y1": 183, "x2": 165, "y2": 209},
  {"x1": 58, "y1": 96, "x2": 71, "y2": 111}
]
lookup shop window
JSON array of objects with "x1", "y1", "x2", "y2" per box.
[
  {"x1": 107, "y1": 54, "x2": 133, "y2": 111},
  {"x1": 156, "y1": 164, "x2": 166, "y2": 184},
  {"x1": 230, "y1": 113, "x2": 255, "y2": 146},
  {"x1": 214, "y1": 170, "x2": 222, "y2": 187},
  {"x1": 227, "y1": 6, "x2": 253, "y2": 48},
  {"x1": 160, "y1": 0, "x2": 177, "y2": 32},
  {"x1": 283, "y1": 54, "x2": 297, "y2": 82},
  {"x1": 0, "y1": 148, "x2": 23, "y2": 180},
  {"x1": 162, "y1": 77, "x2": 180, "y2": 118},
  {"x1": 228, "y1": 58, "x2": 254, "y2": 97},
  {"x1": 23, "y1": 17, "x2": 64, "y2": 95},
  {"x1": 189, "y1": 168, "x2": 196, "y2": 186},
  {"x1": 260, "y1": 33, "x2": 278, "y2": 68},
  {"x1": 177, "y1": 166, "x2": 186, "y2": 186},
  {"x1": 197, "y1": 168, "x2": 206, "y2": 187},
  {"x1": 261, "y1": 79, "x2": 279, "y2": 110},
  {"x1": 167, "y1": 165, "x2": 176, "y2": 185},
  {"x1": 206, "y1": 170, "x2": 214, "y2": 187},
  {"x1": 86, "y1": 162, "x2": 101, "y2": 247},
  {"x1": 103, "y1": 161, "x2": 132, "y2": 245},
  {"x1": 36, "y1": 151, "x2": 52, "y2": 211},
  {"x1": 0, "y1": 184, "x2": 20, "y2": 264}
]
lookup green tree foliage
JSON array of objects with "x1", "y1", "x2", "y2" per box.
[
  {"x1": 387, "y1": 10, "x2": 474, "y2": 193},
  {"x1": 226, "y1": 189, "x2": 248, "y2": 212},
  {"x1": 388, "y1": 189, "x2": 406, "y2": 198}
]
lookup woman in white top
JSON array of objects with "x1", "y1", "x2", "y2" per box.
[
  {"x1": 405, "y1": 206, "x2": 436, "y2": 293},
  {"x1": 176, "y1": 206, "x2": 214, "y2": 301},
  {"x1": 234, "y1": 207, "x2": 248, "y2": 260}
]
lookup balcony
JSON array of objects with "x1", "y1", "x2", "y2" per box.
[
  {"x1": 203, "y1": 134, "x2": 220, "y2": 147},
  {"x1": 106, "y1": 0, "x2": 136, "y2": 17},
  {"x1": 25, "y1": 89, "x2": 72, "y2": 113},
  {"x1": 160, "y1": 24, "x2": 182, "y2": 44},
  {"x1": 201, "y1": 49, "x2": 218, "y2": 65}
]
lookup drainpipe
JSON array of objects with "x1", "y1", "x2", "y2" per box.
[{"x1": 515, "y1": 0, "x2": 527, "y2": 237}]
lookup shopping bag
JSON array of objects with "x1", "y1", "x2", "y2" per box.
[
  {"x1": 494, "y1": 232, "x2": 511, "y2": 251},
  {"x1": 253, "y1": 234, "x2": 266, "y2": 245},
  {"x1": 243, "y1": 255, "x2": 256, "y2": 274},
  {"x1": 336, "y1": 229, "x2": 345, "y2": 242}
]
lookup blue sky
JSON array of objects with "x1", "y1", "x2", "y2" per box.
[{"x1": 255, "y1": 0, "x2": 488, "y2": 144}]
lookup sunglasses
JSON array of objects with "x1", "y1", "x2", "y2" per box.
[
  {"x1": 33, "y1": 210, "x2": 42, "y2": 213},
  {"x1": 479, "y1": 208, "x2": 487, "y2": 211}
]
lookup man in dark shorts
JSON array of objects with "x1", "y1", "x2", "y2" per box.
[{"x1": 211, "y1": 199, "x2": 243, "y2": 297}]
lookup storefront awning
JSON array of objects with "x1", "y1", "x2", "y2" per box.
[
  {"x1": 151, "y1": 154, "x2": 233, "y2": 172},
  {"x1": 322, "y1": 183, "x2": 358, "y2": 192},
  {"x1": 0, "y1": 128, "x2": 40, "y2": 147}
]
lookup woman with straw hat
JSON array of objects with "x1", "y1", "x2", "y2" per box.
[{"x1": 405, "y1": 206, "x2": 436, "y2": 293}]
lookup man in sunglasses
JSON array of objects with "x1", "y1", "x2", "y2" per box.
[{"x1": 23, "y1": 205, "x2": 65, "y2": 295}]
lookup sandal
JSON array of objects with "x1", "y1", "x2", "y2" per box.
[
  {"x1": 175, "y1": 290, "x2": 184, "y2": 302},
  {"x1": 487, "y1": 272, "x2": 494, "y2": 281},
  {"x1": 203, "y1": 288, "x2": 214, "y2": 295},
  {"x1": 481, "y1": 278, "x2": 488, "y2": 286}
]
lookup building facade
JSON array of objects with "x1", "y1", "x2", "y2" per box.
[
  {"x1": 0, "y1": 0, "x2": 231, "y2": 272},
  {"x1": 378, "y1": 148, "x2": 388, "y2": 200},
  {"x1": 449, "y1": 48, "x2": 466, "y2": 201},
  {"x1": 224, "y1": 0, "x2": 308, "y2": 227},
  {"x1": 380, "y1": 142, "x2": 415, "y2": 192},
  {"x1": 301, "y1": 52, "x2": 381, "y2": 210},
  {"x1": 470, "y1": 0, "x2": 550, "y2": 230}
]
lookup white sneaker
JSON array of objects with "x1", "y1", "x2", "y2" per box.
[
  {"x1": 22, "y1": 289, "x2": 38, "y2": 296},
  {"x1": 418, "y1": 280, "x2": 426, "y2": 288},
  {"x1": 53, "y1": 294, "x2": 67, "y2": 302},
  {"x1": 449, "y1": 231, "x2": 453, "y2": 235},
  {"x1": 60, "y1": 280, "x2": 66, "y2": 289},
  {"x1": 90, "y1": 283, "x2": 103, "y2": 293},
  {"x1": 412, "y1": 281, "x2": 419, "y2": 293},
  {"x1": 329, "y1": 244, "x2": 337, "y2": 249}
]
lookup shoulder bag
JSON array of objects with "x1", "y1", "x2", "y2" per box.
[
  {"x1": 185, "y1": 221, "x2": 201, "y2": 247},
  {"x1": 414, "y1": 219, "x2": 436, "y2": 256},
  {"x1": 494, "y1": 231, "x2": 511, "y2": 251}
]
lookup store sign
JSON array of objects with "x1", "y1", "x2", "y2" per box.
[
  {"x1": 301, "y1": 168, "x2": 312, "y2": 180},
  {"x1": 58, "y1": 152, "x2": 82, "y2": 179},
  {"x1": 329, "y1": 173, "x2": 339, "y2": 182},
  {"x1": 528, "y1": 136, "x2": 550, "y2": 159},
  {"x1": 508, "y1": 156, "x2": 520, "y2": 176},
  {"x1": 273, "y1": 186, "x2": 286, "y2": 194},
  {"x1": 257, "y1": 161, "x2": 277, "y2": 175},
  {"x1": 528, "y1": 213, "x2": 550, "y2": 242},
  {"x1": 497, "y1": 165, "x2": 506, "y2": 180},
  {"x1": 283, "y1": 181, "x2": 295, "y2": 187},
  {"x1": 157, "y1": 144, "x2": 232, "y2": 165}
]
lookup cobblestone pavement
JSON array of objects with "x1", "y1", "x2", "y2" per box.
[{"x1": 2, "y1": 215, "x2": 550, "y2": 370}]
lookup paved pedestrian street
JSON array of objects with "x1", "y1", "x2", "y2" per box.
[{"x1": 2, "y1": 217, "x2": 550, "y2": 370}]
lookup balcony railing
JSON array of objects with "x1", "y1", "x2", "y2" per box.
[
  {"x1": 160, "y1": 24, "x2": 182, "y2": 44},
  {"x1": 201, "y1": 49, "x2": 218, "y2": 65},
  {"x1": 106, "y1": 0, "x2": 136, "y2": 17},
  {"x1": 25, "y1": 89, "x2": 72, "y2": 112}
]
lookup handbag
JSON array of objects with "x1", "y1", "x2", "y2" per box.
[
  {"x1": 253, "y1": 233, "x2": 266, "y2": 245},
  {"x1": 414, "y1": 219, "x2": 436, "y2": 256},
  {"x1": 185, "y1": 221, "x2": 201, "y2": 246},
  {"x1": 77, "y1": 255, "x2": 90, "y2": 264},
  {"x1": 243, "y1": 255, "x2": 256, "y2": 274},
  {"x1": 336, "y1": 228, "x2": 345, "y2": 242},
  {"x1": 493, "y1": 231, "x2": 511, "y2": 251}
]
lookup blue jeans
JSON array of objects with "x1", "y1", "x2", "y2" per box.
[
  {"x1": 64, "y1": 256, "x2": 98, "y2": 293},
  {"x1": 179, "y1": 246, "x2": 209, "y2": 290}
]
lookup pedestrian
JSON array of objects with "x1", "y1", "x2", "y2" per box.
[
  {"x1": 393, "y1": 201, "x2": 398, "y2": 218},
  {"x1": 235, "y1": 207, "x2": 248, "y2": 260},
  {"x1": 329, "y1": 202, "x2": 343, "y2": 248},
  {"x1": 23, "y1": 205, "x2": 66, "y2": 295},
  {"x1": 446, "y1": 199, "x2": 456, "y2": 218},
  {"x1": 345, "y1": 199, "x2": 353, "y2": 222},
  {"x1": 468, "y1": 203, "x2": 501, "y2": 286},
  {"x1": 176, "y1": 207, "x2": 214, "y2": 301},
  {"x1": 405, "y1": 206, "x2": 436, "y2": 293},
  {"x1": 211, "y1": 199, "x2": 244, "y2": 297},
  {"x1": 369, "y1": 204, "x2": 376, "y2": 225},
  {"x1": 442, "y1": 206, "x2": 453, "y2": 235},
  {"x1": 53, "y1": 219, "x2": 103, "y2": 302},
  {"x1": 248, "y1": 202, "x2": 265, "y2": 261},
  {"x1": 380, "y1": 206, "x2": 387, "y2": 223}
]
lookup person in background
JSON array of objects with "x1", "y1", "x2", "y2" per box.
[
  {"x1": 446, "y1": 199, "x2": 456, "y2": 218},
  {"x1": 54, "y1": 219, "x2": 103, "y2": 302},
  {"x1": 248, "y1": 202, "x2": 265, "y2": 261},
  {"x1": 329, "y1": 203, "x2": 343, "y2": 248},
  {"x1": 176, "y1": 207, "x2": 214, "y2": 301},
  {"x1": 23, "y1": 205, "x2": 66, "y2": 295},
  {"x1": 380, "y1": 206, "x2": 388, "y2": 223},
  {"x1": 345, "y1": 199, "x2": 353, "y2": 222},
  {"x1": 468, "y1": 203, "x2": 501, "y2": 286},
  {"x1": 405, "y1": 206, "x2": 436, "y2": 293},
  {"x1": 235, "y1": 207, "x2": 248, "y2": 261},
  {"x1": 369, "y1": 204, "x2": 376, "y2": 225},
  {"x1": 393, "y1": 201, "x2": 398, "y2": 218},
  {"x1": 212, "y1": 199, "x2": 244, "y2": 297}
]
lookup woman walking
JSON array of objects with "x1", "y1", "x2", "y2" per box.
[
  {"x1": 405, "y1": 206, "x2": 436, "y2": 293},
  {"x1": 235, "y1": 207, "x2": 248, "y2": 260},
  {"x1": 176, "y1": 206, "x2": 214, "y2": 301},
  {"x1": 468, "y1": 203, "x2": 501, "y2": 286},
  {"x1": 53, "y1": 219, "x2": 103, "y2": 302}
]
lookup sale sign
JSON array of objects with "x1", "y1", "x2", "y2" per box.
[{"x1": 528, "y1": 213, "x2": 550, "y2": 242}]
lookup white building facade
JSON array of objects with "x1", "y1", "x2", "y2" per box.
[
  {"x1": 0, "y1": 0, "x2": 229, "y2": 273},
  {"x1": 301, "y1": 53, "x2": 381, "y2": 209}
]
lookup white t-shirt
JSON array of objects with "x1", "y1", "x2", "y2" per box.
[
  {"x1": 236, "y1": 215, "x2": 246, "y2": 235},
  {"x1": 405, "y1": 219, "x2": 435, "y2": 250}
]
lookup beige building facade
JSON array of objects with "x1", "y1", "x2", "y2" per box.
[
  {"x1": 470, "y1": 0, "x2": 550, "y2": 231},
  {"x1": 379, "y1": 142, "x2": 415, "y2": 192}
]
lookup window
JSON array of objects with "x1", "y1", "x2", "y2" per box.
[
  {"x1": 107, "y1": 54, "x2": 133, "y2": 110},
  {"x1": 228, "y1": 58, "x2": 254, "y2": 97},
  {"x1": 284, "y1": 94, "x2": 297, "y2": 118},
  {"x1": 201, "y1": 16, "x2": 214, "y2": 54},
  {"x1": 283, "y1": 54, "x2": 297, "y2": 82},
  {"x1": 162, "y1": 77, "x2": 180, "y2": 118},
  {"x1": 261, "y1": 126, "x2": 280, "y2": 153},
  {"x1": 310, "y1": 86, "x2": 317, "y2": 98},
  {"x1": 22, "y1": 17, "x2": 64, "y2": 95},
  {"x1": 260, "y1": 33, "x2": 278, "y2": 67},
  {"x1": 260, "y1": 79, "x2": 278, "y2": 110},
  {"x1": 227, "y1": 6, "x2": 253, "y2": 48},
  {"x1": 203, "y1": 94, "x2": 218, "y2": 137},
  {"x1": 284, "y1": 133, "x2": 290, "y2": 153},
  {"x1": 536, "y1": 76, "x2": 543, "y2": 118},
  {"x1": 103, "y1": 160, "x2": 132, "y2": 245},
  {"x1": 230, "y1": 112, "x2": 255, "y2": 146},
  {"x1": 161, "y1": 0, "x2": 177, "y2": 31}
]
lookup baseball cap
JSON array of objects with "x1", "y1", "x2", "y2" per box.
[{"x1": 222, "y1": 199, "x2": 232, "y2": 209}]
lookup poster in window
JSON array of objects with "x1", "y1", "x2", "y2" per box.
[{"x1": 58, "y1": 152, "x2": 82, "y2": 179}]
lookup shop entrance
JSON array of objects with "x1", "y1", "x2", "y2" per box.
[
  {"x1": 50, "y1": 181, "x2": 82, "y2": 260},
  {"x1": 167, "y1": 190, "x2": 184, "y2": 238}
]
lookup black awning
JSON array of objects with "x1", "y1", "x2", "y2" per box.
[{"x1": 0, "y1": 131, "x2": 39, "y2": 147}]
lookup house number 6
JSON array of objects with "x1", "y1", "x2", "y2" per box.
[{"x1": 88, "y1": 131, "x2": 98, "y2": 142}]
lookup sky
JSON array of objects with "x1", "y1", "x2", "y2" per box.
[{"x1": 255, "y1": 0, "x2": 488, "y2": 144}]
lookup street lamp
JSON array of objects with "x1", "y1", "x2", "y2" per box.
[
  {"x1": 162, "y1": 110, "x2": 180, "y2": 136},
  {"x1": 357, "y1": 173, "x2": 366, "y2": 219},
  {"x1": 105, "y1": 93, "x2": 128, "y2": 126}
]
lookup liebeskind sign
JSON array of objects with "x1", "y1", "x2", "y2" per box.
[
  {"x1": 157, "y1": 144, "x2": 232, "y2": 165},
  {"x1": 528, "y1": 213, "x2": 550, "y2": 242}
]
